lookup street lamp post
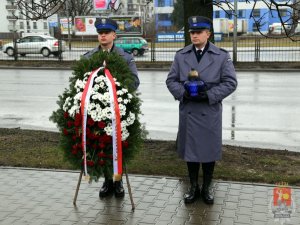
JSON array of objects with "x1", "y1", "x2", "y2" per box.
[{"x1": 233, "y1": 0, "x2": 238, "y2": 63}]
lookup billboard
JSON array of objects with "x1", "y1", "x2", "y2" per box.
[
  {"x1": 93, "y1": 0, "x2": 109, "y2": 10},
  {"x1": 93, "y1": 0, "x2": 123, "y2": 11},
  {"x1": 74, "y1": 16, "x2": 142, "y2": 35},
  {"x1": 60, "y1": 18, "x2": 72, "y2": 34}
]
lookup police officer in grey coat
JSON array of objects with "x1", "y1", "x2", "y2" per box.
[
  {"x1": 83, "y1": 18, "x2": 140, "y2": 90},
  {"x1": 166, "y1": 16, "x2": 237, "y2": 204},
  {"x1": 83, "y1": 17, "x2": 140, "y2": 198}
]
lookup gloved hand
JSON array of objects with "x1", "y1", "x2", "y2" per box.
[
  {"x1": 191, "y1": 91, "x2": 208, "y2": 102},
  {"x1": 183, "y1": 89, "x2": 208, "y2": 103}
]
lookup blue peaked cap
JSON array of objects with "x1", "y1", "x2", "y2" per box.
[
  {"x1": 95, "y1": 18, "x2": 118, "y2": 32},
  {"x1": 188, "y1": 16, "x2": 212, "y2": 31}
]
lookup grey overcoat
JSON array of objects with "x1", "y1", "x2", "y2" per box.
[
  {"x1": 83, "y1": 45, "x2": 140, "y2": 90},
  {"x1": 166, "y1": 42, "x2": 237, "y2": 162}
]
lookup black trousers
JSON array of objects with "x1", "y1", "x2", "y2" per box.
[{"x1": 187, "y1": 161, "x2": 215, "y2": 185}]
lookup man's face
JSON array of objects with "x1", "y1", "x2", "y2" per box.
[
  {"x1": 97, "y1": 30, "x2": 116, "y2": 47},
  {"x1": 190, "y1": 29, "x2": 211, "y2": 48}
]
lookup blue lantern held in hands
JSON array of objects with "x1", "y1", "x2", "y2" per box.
[{"x1": 184, "y1": 68, "x2": 205, "y2": 97}]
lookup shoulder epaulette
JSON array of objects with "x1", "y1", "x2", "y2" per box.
[{"x1": 220, "y1": 48, "x2": 228, "y2": 53}]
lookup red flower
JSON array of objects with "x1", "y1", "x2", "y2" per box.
[
  {"x1": 75, "y1": 127, "x2": 80, "y2": 136},
  {"x1": 99, "y1": 142, "x2": 106, "y2": 149},
  {"x1": 87, "y1": 160, "x2": 95, "y2": 167},
  {"x1": 74, "y1": 113, "x2": 81, "y2": 127},
  {"x1": 98, "y1": 121, "x2": 106, "y2": 129},
  {"x1": 122, "y1": 141, "x2": 129, "y2": 148},
  {"x1": 87, "y1": 118, "x2": 95, "y2": 126},
  {"x1": 98, "y1": 159, "x2": 105, "y2": 166},
  {"x1": 63, "y1": 128, "x2": 68, "y2": 136},
  {"x1": 98, "y1": 151, "x2": 106, "y2": 158},
  {"x1": 72, "y1": 135, "x2": 77, "y2": 141},
  {"x1": 71, "y1": 149, "x2": 78, "y2": 155},
  {"x1": 102, "y1": 134, "x2": 112, "y2": 144},
  {"x1": 67, "y1": 120, "x2": 73, "y2": 127},
  {"x1": 108, "y1": 154, "x2": 113, "y2": 159},
  {"x1": 64, "y1": 112, "x2": 69, "y2": 118}
]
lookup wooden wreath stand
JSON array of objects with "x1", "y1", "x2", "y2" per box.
[{"x1": 73, "y1": 163, "x2": 135, "y2": 211}]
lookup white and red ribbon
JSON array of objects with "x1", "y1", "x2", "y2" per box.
[
  {"x1": 80, "y1": 67, "x2": 101, "y2": 176},
  {"x1": 80, "y1": 67, "x2": 122, "y2": 180},
  {"x1": 104, "y1": 68, "x2": 123, "y2": 180}
]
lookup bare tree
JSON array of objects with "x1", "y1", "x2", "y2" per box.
[
  {"x1": 15, "y1": 0, "x2": 65, "y2": 20},
  {"x1": 213, "y1": 0, "x2": 300, "y2": 40},
  {"x1": 172, "y1": 0, "x2": 300, "y2": 41},
  {"x1": 61, "y1": 0, "x2": 94, "y2": 19}
]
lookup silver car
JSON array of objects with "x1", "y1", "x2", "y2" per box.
[{"x1": 3, "y1": 34, "x2": 66, "y2": 57}]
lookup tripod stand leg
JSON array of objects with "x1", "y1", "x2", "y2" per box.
[
  {"x1": 124, "y1": 164, "x2": 135, "y2": 211},
  {"x1": 73, "y1": 170, "x2": 83, "y2": 206}
]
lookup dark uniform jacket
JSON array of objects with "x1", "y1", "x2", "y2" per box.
[
  {"x1": 166, "y1": 42, "x2": 237, "y2": 162},
  {"x1": 83, "y1": 45, "x2": 140, "y2": 90}
]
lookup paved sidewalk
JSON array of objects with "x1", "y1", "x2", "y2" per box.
[{"x1": 0, "y1": 167, "x2": 299, "y2": 225}]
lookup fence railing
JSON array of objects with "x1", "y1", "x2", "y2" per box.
[{"x1": 0, "y1": 34, "x2": 300, "y2": 62}]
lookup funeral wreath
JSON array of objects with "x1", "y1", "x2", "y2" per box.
[{"x1": 50, "y1": 52, "x2": 145, "y2": 181}]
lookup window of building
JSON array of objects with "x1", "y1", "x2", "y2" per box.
[
  {"x1": 33, "y1": 21, "x2": 37, "y2": 29},
  {"x1": 158, "y1": 0, "x2": 165, "y2": 7},
  {"x1": 43, "y1": 22, "x2": 48, "y2": 29},
  {"x1": 170, "y1": 0, "x2": 174, "y2": 6},
  {"x1": 158, "y1": 13, "x2": 171, "y2": 20},
  {"x1": 238, "y1": 10, "x2": 245, "y2": 18},
  {"x1": 18, "y1": 12, "x2": 23, "y2": 19},
  {"x1": 279, "y1": 9, "x2": 287, "y2": 17},
  {"x1": 225, "y1": 10, "x2": 232, "y2": 19},
  {"x1": 252, "y1": 22, "x2": 258, "y2": 31},
  {"x1": 20, "y1": 21, "x2": 24, "y2": 29},
  {"x1": 215, "y1": 11, "x2": 220, "y2": 18},
  {"x1": 252, "y1": 9, "x2": 260, "y2": 17}
]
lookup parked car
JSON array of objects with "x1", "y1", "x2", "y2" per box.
[
  {"x1": 2, "y1": 35, "x2": 66, "y2": 57},
  {"x1": 114, "y1": 37, "x2": 148, "y2": 56}
]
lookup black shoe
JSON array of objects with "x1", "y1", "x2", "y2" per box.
[
  {"x1": 184, "y1": 185, "x2": 200, "y2": 204},
  {"x1": 99, "y1": 179, "x2": 113, "y2": 198},
  {"x1": 114, "y1": 180, "x2": 125, "y2": 198},
  {"x1": 200, "y1": 185, "x2": 214, "y2": 205}
]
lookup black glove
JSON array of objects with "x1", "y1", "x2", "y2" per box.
[{"x1": 183, "y1": 90, "x2": 208, "y2": 102}]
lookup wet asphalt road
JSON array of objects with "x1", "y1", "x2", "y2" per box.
[{"x1": 0, "y1": 68, "x2": 299, "y2": 152}]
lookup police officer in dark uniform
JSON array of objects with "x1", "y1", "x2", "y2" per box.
[
  {"x1": 166, "y1": 16, "x2": 237, "y2": 204},
  {"x1": 83, "y1": 17, "x2": 140, "y2": 90},
  {"x1": 84, "y1": 18, "x2": 140, "y2": 198}
]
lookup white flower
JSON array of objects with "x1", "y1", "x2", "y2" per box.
[
  {"x1": 75, "y1": 79, "x2": 85, "y2": 90},
  {"x1": 93, "y1": 84, "x2": 100, "y2": 91},
  {"x1": 117, "y1": 90, "x2": 123, "y2": 96},
  {"x1": 122, "y1": 128, "x2": 129, "y2": 140},
  {"x1": 63, "y1": 97, "x2": 72, "y2": 111},
  {"x1": 118, "y1": 97, "x2": 123, "y2": 103},
  {"x1": 104, "y1": 123, "x2": 112, "y2": 136},
  {"x1": 127, "y1": 93, "x2": 133, "y2": 99},
  {"x1": 74, "y1": 92, "x2": 83, "y2": 100},
  {"x1": 123, "y1": 99, "x2": 129, "y2": 104},
  {"x1": 99, "y1": 82, "x2": 105, "y2": 88}
]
